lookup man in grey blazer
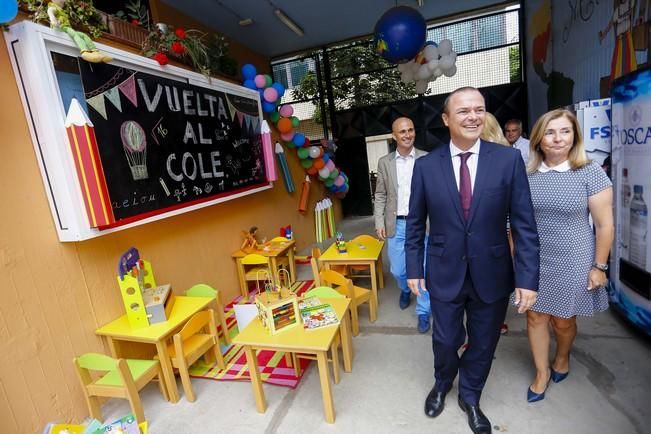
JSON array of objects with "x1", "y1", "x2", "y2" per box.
[{"x1": 374, "y1": 117, "x2": 431, "y2": 332}]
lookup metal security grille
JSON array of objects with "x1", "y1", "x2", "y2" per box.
[{"x1": 271, "y1": 3, "x2": 522, "y2": 140}]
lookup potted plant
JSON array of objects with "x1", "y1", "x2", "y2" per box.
[
  {"x1": 106, "y1": 0, "x2": 149, "y2": 46},
  {"x1": 142, "y1": 23, "x2": 238, "y2": 77},
  {"x1": 20, "y1": 0, "x2": 106, "y2": 38}
]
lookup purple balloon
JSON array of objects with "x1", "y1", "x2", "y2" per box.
[
  {"x1": 263, "y1": 87, "x2": 279, "y2": 103},
  {"x1": 254, "y1": 74, "x2": 267, "y2": 89}
]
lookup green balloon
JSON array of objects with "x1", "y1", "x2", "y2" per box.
[
  {"x1": 285, "y1": 140, "x2": 295, "y2": 149},
  {"x1": 325, "y1": 178, "x2": 335, "y2": 187},
  {"x1": 264, "y1": 75, "x2": 273, "y2": 87},
  {"x1": 297, "y1": 147, "x2": 310, "y2": 159},
  {"x1": 269, "y1": 111, "x2": 280, "y2": 123},
  {"x1": 329, "y1": 168, "x2": 339, "y2": 179},
  {"x1": 300, "y1": 158, "x2": 313, "y2": 168},
  {"x1": 291, "y1": 116, "x2": 300, "y2": 128}
]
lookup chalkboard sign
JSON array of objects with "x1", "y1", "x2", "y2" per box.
[{"x1": 77, "y1": 61, "x2": 266, "y2": 226}]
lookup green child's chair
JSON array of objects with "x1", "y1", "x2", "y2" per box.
[{"x1": 73, "y1": 353, "x2": 168, "y2": 425}]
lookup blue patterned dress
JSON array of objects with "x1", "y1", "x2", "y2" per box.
[{"x1": 521, "y1": 161, "x2": 612, "y2": 318}]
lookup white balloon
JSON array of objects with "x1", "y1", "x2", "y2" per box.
[
  {"x1": 415, "y1": 80, "x2": 428, "y2": 94},
  {"x1": 427, "y1": 58, "x2": 439, "y2": 72},
  {"x1": 439, "y1": 55, "x2": 454, "y2": 70},
  {"x1": 423, "y1": 44, "x2": 439, "y2": 61},
  {"x1": 397, "y1": 63, "x2": 408, "y2": 73},
  {"x1": 308, "y1": 146, "x2": 321, "y2": 159},
  {"x1": 401, "y1": 70, "x2": 414, "y2": 83},
  {"x1": 433, "y1": 67, "x2": 443, "y2": 78},
  {"x1": 409, "y1": 61, "x2": 421, "y2": 73},
  {"x1": 449, "y1": 51, "x2": 457, "y2": 64},
  {"x1": 438, "y1": 39, "x2": 452, "y2": 56},
  {"x1": 416, "y1": 64, "x2": 431, "y2": 80},
  {"x1": 443, "y1": 64, "x2": 457, "y2": 77},
  {"x1": 318, "y1": 167, "x2": 330, "y2": 178}
]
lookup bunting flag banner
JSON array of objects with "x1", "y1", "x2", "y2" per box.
[
  {"x1": 225, "y1": 97, "x2": 236, "y2": 120},
  {"x1": 64, "y1": 98, "x2": 115, "y2": 227},
  {"x1": 104, "y1": 87, "x2": 122, "y2": 113},
  {"x1": 237, "y1": 111, "x2": 244, "y2": 127},
  {"x1": 86, "y1": 94, "x2": 107, "y2": 120},
  {"x1": 118, "y1": 74, "x2": 138, "y2": 108}
]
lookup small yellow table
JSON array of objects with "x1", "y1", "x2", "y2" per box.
[
  {"x1": 95, "y1": 296, "x2": 214, "y2": 403},
  {"x1": 232, "y1": 239, "x2": 297, "y2": 296},
  {"x1": 233, "y1": 297, "x2": 353, "y2": 423},
  {"x1": 319, "y1": 239, "x2": 384, "y2": 307}
]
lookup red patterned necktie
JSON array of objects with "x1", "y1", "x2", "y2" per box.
[{"x1": 459, "y1": 152, "x2": 472, "y2": 220}]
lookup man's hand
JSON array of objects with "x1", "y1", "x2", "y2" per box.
[
  {"x1": 513, "y1": 288, "x2": 537, "y2": 314},
  {"x1": 376, "y1": 227, "x2": 386, "y2": 240},
  {"x1": 407, "y1": 278, "x2": 426, "y2": 297}
]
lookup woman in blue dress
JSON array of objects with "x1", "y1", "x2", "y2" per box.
[{"x1": 522, "y1": 109, "x2": 614, "y2": 402}]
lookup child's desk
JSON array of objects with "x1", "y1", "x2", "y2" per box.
[
  {"x1": 232, "y1": 239, "x2": 296, "y2": 296},
  {"x1": 95, "y1": 296, "x2": 213, "y2": 403},
  {"x1": 232, "y1": 297, "x2": 353, "y2": 423}
]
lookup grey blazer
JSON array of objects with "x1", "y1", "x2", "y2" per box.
[{"x1": 374, "y1": 148, "x2": 428, "y2": 237}]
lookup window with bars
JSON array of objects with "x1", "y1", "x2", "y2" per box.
[{"x1": 271, "y1": 3, "x2": 522, "y2": 138}]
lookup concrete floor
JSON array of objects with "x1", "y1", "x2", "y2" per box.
[{"x1": 102, "y1": 216, "x2": 651, "y2": 434}]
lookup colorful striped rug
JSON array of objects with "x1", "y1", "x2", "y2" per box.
[{"x1": 188, "y1": 280, "x2": 315, "y2": 388}]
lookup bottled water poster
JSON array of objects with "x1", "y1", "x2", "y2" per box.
[
  {"x1": 610, "y1": 66, "x2": 651, "y2": 335},
  {"x1": 77, "y1": 61, "x2": 266, "y2": 225}
]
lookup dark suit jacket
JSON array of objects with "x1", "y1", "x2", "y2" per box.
[{"x1": 405, "y1": 140, "x2": 540, "y2": 304}]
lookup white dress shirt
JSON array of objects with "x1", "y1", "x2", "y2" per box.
[
  {"x1": 537, "y1": 160, "x2": 571, "y2": 172},
  {"x1": 450, "y1": 139, "x2": 481, "y2": 193},
  {"x1": 395, "y1": 147, "x2": 416, "y2": 216},
  {"x1": 513, "y1": 136, "x2": 530, "y2": 164}
]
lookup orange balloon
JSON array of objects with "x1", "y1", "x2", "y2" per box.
[
  {"x1": 306, "y1": 166, "x2": 318, "y2": 176},
  {"x1": 277, "y1": 118, "x2": 292, "y2": 134},
  {"x1": 313, "y1": 158, "x2": 325, "y2": 169}
]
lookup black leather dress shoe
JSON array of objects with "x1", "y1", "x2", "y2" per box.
[
  {"x1": 458, "y1": 397, "x2": 492, "y2": 434},
  {"x1": 424, "y1": 386, "x2": 447, "y2": 418}
]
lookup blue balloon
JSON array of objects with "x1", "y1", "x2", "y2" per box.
[
  {"x1": 292, "y1": 132, "x2": 306, "y2": 147},
  {"x1": 243, "y1": 79, "x2": 256, "y2": 90},
  {"x1": 262, "y1": 101, "x2": 276, "y2": 113},
  {"x1": 0, "y1": 0, "x2": 17, "y2": 23},
  {"x1": 241, "y1": 63, "x2": 257, "y2": 80},
  {"x1": 374, "y1": 6, "x2": 426, "y2": 64},
  {"x1": 271, "y1": 82, "x2": 286, "y2": 98},
  {"x1": 322, "y1": 153, "x2": 330, "y2": 163}
]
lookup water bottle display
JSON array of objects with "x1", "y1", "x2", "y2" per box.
[
  {"x1": 629, "y1": 185, "x2": 648, "y2": 269},
  {"x1": 620, "y1": 168, "x2": 631, "y2": 259}
]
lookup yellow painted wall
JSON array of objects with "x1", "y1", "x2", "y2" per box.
[{"x1": 0, "y1": 6, "x2": 339, "y2": 432}]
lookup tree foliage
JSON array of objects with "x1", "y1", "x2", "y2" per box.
[{"x1": 292, "y1": 41, "x2": 416, "y2": 124}]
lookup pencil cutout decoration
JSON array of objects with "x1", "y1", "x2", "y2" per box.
[
  {"x1": 261, "y1": 120, "x2": 277, "y2": 181},
  {"x1": 298, "y1": 175, "x2": 311, "y2": 213},
  {"x1": 275, "y1": 142, "x2": 295, "y2": 193},
  {"x1": 64, "y1": 98, "x2": 115, "y2": 228}
]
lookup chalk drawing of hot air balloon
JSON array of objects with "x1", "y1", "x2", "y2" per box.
[{"x1": 120, "y1": 120, "x2": 148, "y2": 180}]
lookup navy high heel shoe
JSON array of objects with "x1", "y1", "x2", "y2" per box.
[
  {"x1": 550, "y1": 368, "x2": 569, "y2": 383},
  {"x1": 527, "y1": 372, "x2": 551, "y2": 403}
]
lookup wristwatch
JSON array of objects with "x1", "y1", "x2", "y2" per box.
[{"x1": 592, "y1": 262, "x2": 608, "y2": 272}]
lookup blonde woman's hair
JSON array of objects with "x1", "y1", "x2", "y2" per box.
[
  {"x1": 527, "y1": 109, "x2": 589, "y2": 174},
  {"x1": 480, "y1": 112, "x2": 510, "y2": 146}
]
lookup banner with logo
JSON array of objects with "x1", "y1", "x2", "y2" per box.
[{"x1": 609, "y1": 66, "x2": 651, "y2": 335}]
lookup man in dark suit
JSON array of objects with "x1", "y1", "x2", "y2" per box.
[{"x1": 406, "y1": 87, "x2": 540, "y2": 434}]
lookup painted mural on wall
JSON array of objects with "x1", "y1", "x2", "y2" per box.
[{"x1": 526, "y1": 0, "x2": 651, "y2": 125}]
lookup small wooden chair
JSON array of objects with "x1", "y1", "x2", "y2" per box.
[
  {"x1": 239, "y1": 253, "x2": 273, "y2": 297},
  {"x1": 348, "y1": 234, "x2": 382, "y2": 280},
  {"x1": 270, "y1": 236, "x2": 292, "y2": 284},
  {"x1": 73, "y1": 353, "x2": 168, "y2": 424},
  {"x1": 292, "y1": 286, "x2": 344, "y2": 383},
  {"x1": 169, "y1": 309, "x2": 224, "y2": 402},
  {"x1": 311, "y1": 247, "x2": 348, "y2": 277},
  {"x1": 315, "y1": 261, "x2": 377, "y2": 336},
  {"x1": 186, "y1": 283, "x2": 230, "y2": 345}
]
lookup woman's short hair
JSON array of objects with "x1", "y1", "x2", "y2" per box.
[{"x1": 527, "y1": 109, "x2": 589, "y2": 174}]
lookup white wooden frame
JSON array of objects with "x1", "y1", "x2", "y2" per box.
[{"x1": 4, "y1": 21, "x2": 271, "y2": 242}]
